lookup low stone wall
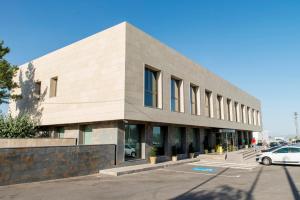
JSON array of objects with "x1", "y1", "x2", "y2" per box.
[
  {"x1": 0, "y1": 138, "x2": 77, "y2": 148},
  {"x1": 0, "y1": 144, "x2": 116, "y2": 186}
]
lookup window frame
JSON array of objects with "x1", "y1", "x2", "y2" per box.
[
  {"x1": 170, "y1": 76, "x2": 183, "y2": 113},
  {"x1": 50, "y1": 76, "x2": 58, "y2": 97},
  {"x1": 144, "y1": 67, "x2": 158, "y2": 108},
  {"x1": 234, "y1": 102, "x2": 240, "y2": 122},
  {"x1": 34, "y1": 81, "x2": 41, "y2": 99},
  {"x1": 144, "y1": 65, "x2": 162, "y2": 109},
  {"x1": 216, "y1": 95, "x2": 224, "y2": 120},
  {"x1": 190, "y1": 83, "x2": 199, "y2": 115},
  {"x1": 227, "y1": 98, "x2": 233, "y2": 121},
  {"x1": 205, "y1": 90, "x2": 213, "y2": 118}
]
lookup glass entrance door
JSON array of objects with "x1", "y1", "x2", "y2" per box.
[{"x1": 125, "y1": 125, "x2": 141, "y2": 161}]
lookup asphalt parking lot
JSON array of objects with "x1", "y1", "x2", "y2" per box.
[{"x1": 0, "y1": 162, "x2": 300, "y2": 200}]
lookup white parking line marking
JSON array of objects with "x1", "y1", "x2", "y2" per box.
[{"x1": 158, "y1": 168, "x2": 240, "y2": 178}]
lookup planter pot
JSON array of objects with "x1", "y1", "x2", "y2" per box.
[
  {"x1": 211, "y1": 149, "x2": 215, "y2": 153},
  {"x1": 149, "y1": 156, "x2": 157, "y2": 164},
  {"x1": 204, "y1": 149, "x2": 209, "y2": 154},
  {"x1": 172, "y1": 156, "x2": 178, "y2": 162},
  {"x1": 189, "y1": 153, "x2": 195, "y2": 158}
]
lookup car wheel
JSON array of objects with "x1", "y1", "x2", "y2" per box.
[
  {"x1": 262, "y1": 157, "x2": 272, "y2": 166},
  {"x1": 131, "y1": 152, "x2": 136, "y2": 157}
]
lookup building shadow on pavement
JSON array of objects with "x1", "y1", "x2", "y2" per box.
[
  {"x1": 283, "y1": 165, "x2": 300, "y2": 200},
  {"x1": 172, "y1": 184, "x2": 251, "y2": 200},
  {"x1": 172, "y1": 166, "x2": 264, "y2": 200}
]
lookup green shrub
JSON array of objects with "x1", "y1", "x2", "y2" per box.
[
  {"x1": 0, "y1": 114, "x2": 37, "y2": 138},
  {"x1": 150, "y1": 146, "x2": 157, "y2": 157}
]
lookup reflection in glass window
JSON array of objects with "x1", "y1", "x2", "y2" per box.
[
  {"x1": 83, "y1": 126, "x2": 92, "y2": 145},
  {"x1": 205, "y1": 90, "x2": 212, "y2": 117},
  {"x1": 152, "y1": 126, "x2": 165, "y2": 155},
  {"x1": 57, "y1": 127, "x2": 64, "y2": 138},
  {"x1": 190, "y1": 85, "x2": 197, "y2": 115},
  {"x1": 188, "y1": 128, "x2": 199, "y2": 151},
  {"x1": 174, "y1": 127, "x2": 184, "y2": 154},
  {"x1": 274, "y1": 148, "x2": 288, "y2": 154},
  {"x1": 171, "y1": 78, "x2": 180, "y2": 112},
  {"x1": 144, "y1": 68, "x2": 158, "y2": 108},
  {"x1": 125, "y1": 125, "x2": 141, "y2": 161},
  {"x1": 290, "y1": 148, "x2": 300, "y2": 153}
]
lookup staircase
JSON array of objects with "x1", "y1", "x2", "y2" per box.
[{"x1": 198, "y1": 147, "x2": 261, "y2": 164}]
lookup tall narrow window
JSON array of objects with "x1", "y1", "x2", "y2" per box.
[
  {"x1": 257, "y1": 111, "x2": 261, "y2": 126},
  {"x1": 227, "y1": 99, "x2": 232, "y2": 121},
  {"x1": 247, "y1": 107, "x2": 252, "y2": 124},
  {"x1": 253, "y1": 109, "x2": 257, "y2": 126},
  {"x1": 144, "y1": 68, "x2": 158, "y2": 108},
  {"x1": 216, "y1": 95, "x2": 223, "y2": 120},
  {"x1": 190, "y1": 84, "x2": 198, "y2": 115},
  {"x1": 34, "y1": 81, "x2": 41, "y2": 98},
  {"x1": 241, "y1": 104, "x2": 246, "y2": 123},
  {"x1": 50, "y1": 77, "x2": 58, "y2": 97},
  {"x1": 205, "y1": 90, "x2": 213, "y2": 118},
  {"x1": 171, "y1": 77, "x2": 183, "y2": 112},
  {"x1": 234, "y1": 102, "x2": 240, "y2": 122}
]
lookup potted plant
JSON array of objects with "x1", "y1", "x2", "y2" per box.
[
  {"x1": 188, "y1": 143, "x2": 195, "y2": 158},
  {"x1": 171, "y1": 145, "x2": 178, "y2": 161},
  {"x1": 149, "y1": 146, "x2": 157, "y2": 164}
]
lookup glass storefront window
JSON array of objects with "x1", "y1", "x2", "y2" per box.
[
  {"x1": 125, "y1": 125, "x2": 141, "y2": 161},
  {"x1": 83, "y1": 126, "x2": 92, "y2": 145},
  {"x1": 174, "y1": 127, "x2": 184, "y2": 154},
  {"x1": 152, "y1": 126, "x2": 165, "y2": 156},
  {"x1": 56, "y1": 127, "x2": 64, "y2": 138},
  {"x1": 188, "y1": 128, "x2": 198, "y2": 151}
]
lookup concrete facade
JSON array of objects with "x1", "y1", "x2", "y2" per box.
[{"x1": 9, "y1": 22, "x2": 262, "y2": 165}]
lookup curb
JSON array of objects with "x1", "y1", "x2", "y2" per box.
[{"x1": 99, "y1": 158, "x2": 201, "y2": 176}]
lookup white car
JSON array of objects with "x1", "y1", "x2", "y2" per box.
[
  {"x1": 125, "y1": 145, "x2": 136, "y2": 157},
  {"x1": 257, "y1": 146, "x2": 300, "y2": 165}
]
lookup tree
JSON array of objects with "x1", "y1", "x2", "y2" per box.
[
  {"x1": 0, "y1": 114, "x2": 37, "y2": 138},
  {"x1": 0, "y1": 41, "x2": 20, "y2": 105}
]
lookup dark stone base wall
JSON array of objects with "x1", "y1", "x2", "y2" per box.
[{"x1": 0, "y1": 144, "x2": 116, "y2": 186}]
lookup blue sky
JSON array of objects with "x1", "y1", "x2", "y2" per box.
[{"x1": 1, "y1": 0, "x2": 300, "y2": 136}]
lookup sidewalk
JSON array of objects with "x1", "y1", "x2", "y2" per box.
[{"x1": 99, "y1": 158, "x2": 200, "y2": 176}]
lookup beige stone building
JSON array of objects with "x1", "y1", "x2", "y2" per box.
[{"x1": 9, "y1": 22, "x2": 262, "y2": 164}]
